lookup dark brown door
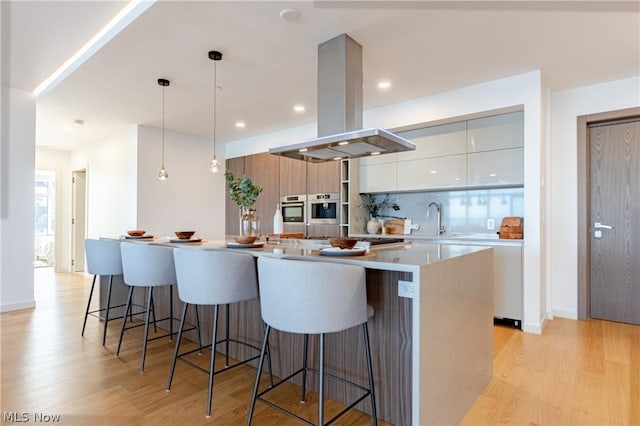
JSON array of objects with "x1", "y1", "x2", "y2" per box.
[{"x1": 589, "y1": 118, "x2": 640, "y2": 325}]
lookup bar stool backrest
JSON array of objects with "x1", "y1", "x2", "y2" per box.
[
  {"x1": 173, "y1": 249, "x2": 258, "y2": 305},
  {"x1": 85, "y1": 239, "x2": 123, "y2": 276},
  {"x1": 257, "y1": 257, "x2": 367, "y2": 334},
  {"x1": 120, "y1": 243, "x2": 176, "y2": 287}
]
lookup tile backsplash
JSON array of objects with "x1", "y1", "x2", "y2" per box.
[{"x1": 361, "y1": 187, "x2": 524, "y2": 236}]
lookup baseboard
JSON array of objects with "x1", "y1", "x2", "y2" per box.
[
  {"x1": 552, "y1": 308, "x2": 578, "y2": 319},
  {"x1": 0, "y1": 300, "x2": 36, "y2": 313}
]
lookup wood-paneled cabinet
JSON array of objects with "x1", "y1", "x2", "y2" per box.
[
  {"x1": 244, "y1": 153, "x2": 279, "y2": 235},
  {"x1": 307, "y1": 161, "x2": 340, "y2": 194},
  {"x1": 279, "y1": 156, "x2": 307, "y2": 196},
  {"x1": 226, "y1": 153, "x2": 341, "y2": 236}
]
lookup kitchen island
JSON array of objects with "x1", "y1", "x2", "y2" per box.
[{"x1": 106, "y1": 238, "x2": 493, "y2": 425}]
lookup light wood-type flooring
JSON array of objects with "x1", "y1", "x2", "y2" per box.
[{"x1": 1, "y1": 269, "x2": 639, "y2": 425}]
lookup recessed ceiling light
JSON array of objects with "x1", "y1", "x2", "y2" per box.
[
  {"x1": 489, "y1": 173, "x2": 497, "y2": 177},
  {"x1": 337, "y1": 141, "x2": 349, "y2": 146},
  {"x1": 280, "y1": 8, "x2": 301, "y2": 22},
  {"x1": 299, "y1": 148, "x2": 308, "y2": 153},
  {"x1": 377, "y1": 81, "x2": 391, "y2": 89},
  {"x1": 333, "y1": 157, "x2": 342, "y2": 161},
  {"x1": 430, "y1": 170, "x2": 438, "y2": 174},
  {"x1": 370, "y1": 152, "x2": 380, "y2": 156},
  {"x1": 235, "y1": 121, "x2": 246, "y2": 128},
  {"x1": 293, "y1": 105, "x2": 305, "y2": 113}
]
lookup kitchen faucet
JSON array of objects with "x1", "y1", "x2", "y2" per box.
[{"x1": 427, "y1": 202, "x2": 445, "y2": 235}]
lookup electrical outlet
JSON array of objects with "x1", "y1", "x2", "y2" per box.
[
  {"x1": 398, "y1": 280, "x2": 414, "y2": 298},
  {"x1": 487, "y1": 219, "x2": 495, "y2": 230}
]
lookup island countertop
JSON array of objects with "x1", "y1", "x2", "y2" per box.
[{"x1": 137, "y1": 237, "x2": 490, "y2": 274}]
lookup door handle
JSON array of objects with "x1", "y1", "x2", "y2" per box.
[{"x1": 594, "y1": 222, "x2": 614, "y2": 230}]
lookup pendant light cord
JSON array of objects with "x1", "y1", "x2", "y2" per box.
[
  {"x1": 213, "y1": 57, "x2": 217, "y2": 158},
  {"x1": 162, "y1": 84, "x2": 166, "y2": 167}
]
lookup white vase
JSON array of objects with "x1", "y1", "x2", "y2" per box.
[{"x1": 367, "y1": 218, "x2": 382, "y2": 234}]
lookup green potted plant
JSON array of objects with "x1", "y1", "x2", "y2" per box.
[{"x1": 225, "y1": 171, "x2": 263, "y2": 236}]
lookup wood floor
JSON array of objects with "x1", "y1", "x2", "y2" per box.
[{"x1": 1, "y1": 269, "x2": 639, "y2": 425}]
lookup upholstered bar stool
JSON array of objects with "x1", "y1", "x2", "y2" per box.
[
  {"x1": 117, "y1": 242, "x2": 184, "y2": 373},
  {"x1": 82, "y1": 238, "x2": 126, "y2": 345},
  {"x1": 167, "y1": 248, "x2": 272, "y2": 418},
  {"x1": 247, "y1": 257, "x2": 377, "y2": 426}
]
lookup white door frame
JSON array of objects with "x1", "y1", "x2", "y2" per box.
[{"x1": 71, "y1": 169, "x2": 87, "y2": 272}]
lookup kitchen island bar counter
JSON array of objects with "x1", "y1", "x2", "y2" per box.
[
  {"x1": 107, "y1": 237, "x2": 494, "y2": 425},
  {"x1": 147, "y1": 237, "x2": 489, "y2": 271}
]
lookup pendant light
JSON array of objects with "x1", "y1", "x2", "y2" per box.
[
  {"x1": 208, "y1": 50, "x2": 222, "y2": 173},
  {"x1": 157, "y1": 78, "x2": 170, "y2": 180}
]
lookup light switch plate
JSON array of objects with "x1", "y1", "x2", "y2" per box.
[{"x1": 487, "y1": 219, "x2": 495, "y2": 230}]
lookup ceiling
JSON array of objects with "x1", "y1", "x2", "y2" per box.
[{"x1": 4, "y1": 1, "x2": 639, "y2": 152}]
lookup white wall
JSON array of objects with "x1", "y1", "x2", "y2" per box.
[
  {"x1": 136, "y1": 125, "x2": 226, "y2": 239},
  {"x1": 549, "y1": 76, "x2": 640, "y2": 319},
  {"x1": 225, "y1": 71, "x2": 546, "y2": 333},
  {"x1": 70, "y1": 127, "x2": 138, "y2": 239},
  {"x1": 35, "y1": 148, "x2": 72, "y2": 272},
  {"x1": 1, "y1": 86, "x2": 36, "y2": 312}
]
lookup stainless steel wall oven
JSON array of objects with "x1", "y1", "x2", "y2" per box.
[
  {"x1": 280, "y1": 195, "x2": 306, "y2": 223},
  {"x1": 308, "y1": 193, "x2": 339, "y2": 225}
]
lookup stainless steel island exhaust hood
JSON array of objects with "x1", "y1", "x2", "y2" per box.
[{"x1": 269, "y1": 34, "x2": 415, "y2": 162}]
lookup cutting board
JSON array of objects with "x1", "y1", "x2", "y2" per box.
[
  {"x1": 384, "y1": 219, "x2": 405, "y2": 235},
  {"x1": 499, "y1": 216, "x2": 523, "y2": 239},
  {"x1": 384, "y1": 219, "x2": 420, "y2": 235}
]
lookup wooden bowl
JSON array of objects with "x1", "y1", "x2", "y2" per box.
[
  {"x1": 127, "y1": 230, "x2": 146, "y2": 237},
  {"x1": 328, "y1": 237, "x2": 358, "y2": 249},
  {"x1": 175, "y1": 231, "x2": 195, "y2": 240},
  {"x1": 235, "y1": 235, "x2": 258, "y2": 244}
]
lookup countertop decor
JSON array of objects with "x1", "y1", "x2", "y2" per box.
[
  {"x1": 359, "y1": 193, "x2": 400, "y2": 218},
  {"x1": 224, "y1": 171, "x2": 263, "y2": 208}
]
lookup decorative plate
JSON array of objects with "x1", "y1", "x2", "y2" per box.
[{"x1": 319, "y1": 247, "x2": 367, "y2": 257}]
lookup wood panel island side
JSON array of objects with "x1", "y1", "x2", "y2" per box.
[{"x1": 101, "y1": 238, "x2": 493, "y2": 425}]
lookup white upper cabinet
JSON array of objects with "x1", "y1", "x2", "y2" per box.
[
  {"x1": 396, "y1": 122, "x2": 467, "y2": 162},
  {"x1": 359, "y1": 160, "x2": 397, "y2": 192},
  {"x1": 467, "y1": 111, "x2": 524, "y2": 152},
  {"x1": 467, "y1": 148, "x2": 524, "y2": 186},
  {"x1": 397, "y1": 154, "x2": 467, "y2": 191},
  {"x1": 359, "y1": 153, "x2": 397, "y2": 193},
  {"x1": 358, "y1": 110, "x2": 524, "y2": 193}
]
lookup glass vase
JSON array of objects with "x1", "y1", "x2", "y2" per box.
[{"x1": 240, "y1": 208, "x2": 260, "y2": 237}]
